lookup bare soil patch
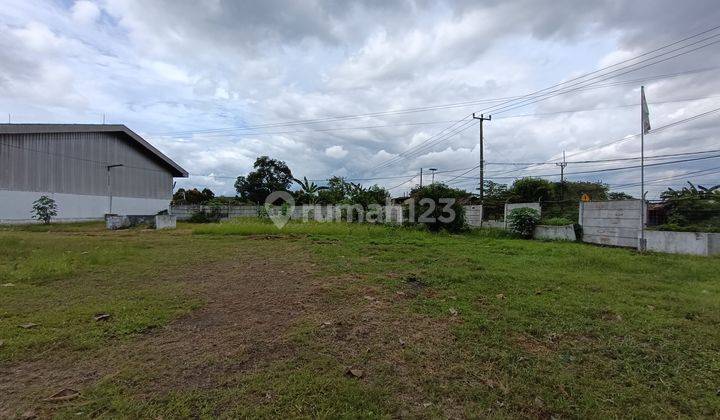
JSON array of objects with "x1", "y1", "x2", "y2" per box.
[{"x1": 0, "y1": 245, "x2": 323, "y2": 417}]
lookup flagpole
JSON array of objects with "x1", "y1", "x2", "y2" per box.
[{"x1": 640, "y1": 86, "x2": 646, "y2": 251}]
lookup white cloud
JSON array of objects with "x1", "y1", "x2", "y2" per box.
[
  {"x1": 1, "y1": 0, "x2": 719, "y2": 198},
  {"x1": 71, "y1": 1, "x2": 100, "y2": 25},
  {"x1": 325, "y1": 145, "x2": 348, "y2": 159}
]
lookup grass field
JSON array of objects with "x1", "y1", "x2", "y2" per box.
[{"x1": 1, "y1": 219, "x2": 719, "y2": 418}]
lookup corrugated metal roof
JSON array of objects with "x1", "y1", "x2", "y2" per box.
[{"x1": 0, "y1": 124, "x2": 188, "y2": 177}]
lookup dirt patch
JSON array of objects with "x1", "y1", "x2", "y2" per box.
[
  {"x1": 0, "y1": 243, "x2": 325, "y2": 418},
  {"x1": 513, "y1": 334, "x2": 554, "y2": 356}
]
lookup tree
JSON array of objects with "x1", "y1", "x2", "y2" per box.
[
  {"x1": 483, "y1": 180, "x2": 510, "y2": 202},
  {"x1": 408, "y1": 183, "x2": 469, "y2": 232},
  {"x1": 659, "y1": 182, "x2": 720, "y2": 227},
  {"x1": 31, "y1": 195, "x2": 58, "y2": 224},
  {"x1": 609, "y1": 191, "x2": 635, "y2": 200},
  {"x1": 318, "y1": 176, "x2": 351, "y2": 204},
  {"x1": 508, "y1": 178, "x2": 553, "y2": 202},
  {"x1": 348, "y1": 183, "x2": 390, "y2": 209},
  {"x1": 172, "y1": 188, "x2": 216, "y2": 205},
  {"x1": 235, "y1": 156, "x2": 294, "y2": 204},
  {"x1": 293, "y1": 176, "x2": 327, "y2": 204}
]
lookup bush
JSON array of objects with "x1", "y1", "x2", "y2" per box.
[
  {"x1": 31, "y1": 195, "x2": 58, "y2": 224},
  {"x1": 407, "y1": 183, "x2": 468, "y2": 233},
  {"x1": 507, "y1": 207, "x2": 540, "y2": 238},
  {"x1": 655, "y1": 223, "x2": 720, "y2": 233},
  {"x1": 541, "y1": 217, "x2": 573, "y2": 226},
  {"x1": 187, "y1": 205, "x2": 225, "y2": 223}
]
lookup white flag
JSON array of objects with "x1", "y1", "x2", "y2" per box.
[{"x1": 641, "y1": 86, "x2": 651, "y2": 134}]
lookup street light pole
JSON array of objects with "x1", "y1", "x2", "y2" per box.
[
  {"x1": 106, "y1": 164, "x2": 123, "y2": 214},
  {"x1": 429, "y1": 168, "x2": 437, "y2": 184}
]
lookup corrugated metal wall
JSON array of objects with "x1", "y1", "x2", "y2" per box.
[{"x1": 0, "y1": 132, "x2": 172, "y2": 199}]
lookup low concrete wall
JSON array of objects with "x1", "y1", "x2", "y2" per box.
[
  {"x1": 644, "y1": 230, "x2": 720, "y2": 256},
  {"x1": 483, "y1": 220, "x2": 506, "y2": 229},
  {"x1": 106, "y1": 214, "x2": 177, "y2": 230},
  {"x1": 155, "y1": 215, "x2": 177, "y2": 230},
  {"x1": 534, "y1": 225, "x2": 576, "y2": 241}
]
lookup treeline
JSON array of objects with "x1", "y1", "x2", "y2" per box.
[{"x1": 172, "y1": 156, "x2": 392, "y2": 208}]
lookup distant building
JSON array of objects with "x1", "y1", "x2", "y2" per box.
[{"x1": 0, "y1": 124, "x2": 187, "y2": 223}]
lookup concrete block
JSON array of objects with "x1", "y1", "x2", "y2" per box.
[
  {"x1": 534, "y1": 225, "x2": 576, "y2": 241},
  {"x1": 155, "y1": 214, "x2": 176, "y2": 230},
  {"x1": 105, "y1": 214, "x2": 131, "y2": 230}
]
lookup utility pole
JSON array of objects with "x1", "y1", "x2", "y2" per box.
[
  {"x1": 556, "y1": 151, "x2": 567, "y2": 205},
  {"x1": 419, "y1": 168, "x2": 423, "y2": 187},
  {"x1": 429, "y1": 168, "x2": 437, "y2": 184},
  {"x1": 472, "y1": 113, "x2": 491, "y2": 203}
]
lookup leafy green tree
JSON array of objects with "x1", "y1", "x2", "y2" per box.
[
  {"x1": 293, "y1": 176, "x2": 328, "y2": 204},
  {"x1": 31, "y1": 195, "x2": 58, "y2": 224},
  {"x1": 318, "y1": 176, "x2": 351, "y2": 204},
  {"x1": 172, "y1": 188, "x2": 216, "y2": 205},
  {"x1": 659, "y1": 182, "x2": 720, "y2": 228},
  {"x1": 408, "y1": 183, "x2": 469, "y2": 232},
  {"x1": 508, "y1": 178, "x2": 553, "y2": 202},
  {"x1": 348, "y1": 184, "x2": 390, "y2": 209},
  {"x1": 608, "y1": 191, "x2": 635, "y2": 200},
  {"x1": 235, "y1": 156, "x2": 294, "y2": 204}
]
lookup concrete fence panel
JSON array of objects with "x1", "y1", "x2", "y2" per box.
[
  {"x1": 579, "y1": 200, "x2": 645, "y2": 248},
  {"x1": 463, "y1": 205, "x2": 483, "y2": 228}
]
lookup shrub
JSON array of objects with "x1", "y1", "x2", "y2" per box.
[
  {"x1": 31, "y1": 195, "x2": 58, "y2": 224},
  {"x1": 407, "y1": 183, "x2": 468, "y2": 233},
  {"x1": 187, "y1": 204, "x2": 225, "y2": 223},
  {"x1": 541, "y1": 217, "x2": 573, "y2": 226},
  {"x1": 507, "y1": 207, "x2": 540, "y2": 238}
]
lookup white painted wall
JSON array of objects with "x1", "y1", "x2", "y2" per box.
[
  {"x1": 0, "y1": 189, "x2": 170, "y2": 223},
  {"x1": 644, "y1": 230, "x2": 720, "y2": 256}
]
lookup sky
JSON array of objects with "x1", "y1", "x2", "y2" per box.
[{"x1": 1, "y1": 0, "x2": 720, "y2": 199}]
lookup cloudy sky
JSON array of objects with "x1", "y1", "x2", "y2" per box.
[{"x1": 2, "y1": 0, "x2": 720, "y2": 198}]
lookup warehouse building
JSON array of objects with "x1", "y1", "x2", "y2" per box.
[{"x1": 0, "y1": 124, "x2": 187, "y2": 223}]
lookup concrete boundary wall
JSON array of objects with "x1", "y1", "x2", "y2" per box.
[
  {"x1": 579, "y1": 200, "x2": 644, "y2": 248},
  {"x1": 645, "y1": 230, "x2": 720, "y2": 256},
  {"x1": 534, "y1": 225, "x2": 576, "y2": 241},
  {"x1": 172, "y1": 204, "x2": 478, "y2": 227}
]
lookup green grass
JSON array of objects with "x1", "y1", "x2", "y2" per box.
[
  {"x1": 0, "y1": 224, "x2": 236, "y2": 363},
  {"x1": 193, "y1": 217, "x2": 430, "y2": 238},
  {"x1": 304, "y1": 225, "x2": 720, "y2": 417},
  {"x1": 3, "y1": 219, "x2": 719, "y2": 417}
]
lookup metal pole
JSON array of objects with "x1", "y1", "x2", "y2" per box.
[
  {"x1": 107, "y1": 167, "x2": 112, "y2": 214},
  {"x1": 419, "y1": 168, "x2": 423, "y2": 187}
]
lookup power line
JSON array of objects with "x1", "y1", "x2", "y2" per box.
[
  {"x1": 368, "y1": 28, "x2": 720, "y2": 171},
  {"x1": 610, "y1": 165, "x2": 720, "y2": 189},
  {"x1": 149, "y1": 69, "x2": 720, "y2": 140},
  {"x1": 485, "y1": 105, "x2": 720, "y2": 180}
]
